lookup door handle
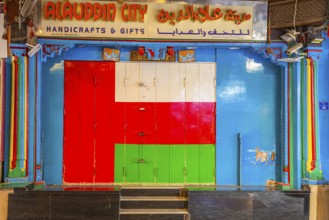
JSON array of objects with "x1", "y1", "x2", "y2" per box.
[{"x1": 138, "y1": 159, "x2": 145, "y2": 163}]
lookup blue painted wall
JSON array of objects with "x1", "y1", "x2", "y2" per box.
[
  {"x1": 318, "y1": 38, "x2": 329, "y2": 181},
  {"x1": 216, "y1": 49, "x2": 281, "y2": 186},
  {"x1": 41, "y1": 45, "x2": 281, "y2": 185}
]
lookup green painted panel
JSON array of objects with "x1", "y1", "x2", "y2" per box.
[
  {"x1": 155, "y1": 145, "x2": 170, "y2": 183},
  {"x1": 125, "y1": 144, "x2": 140, "y2": 183},
  {"x1": 139, "y1": 145, "x2": 155, "y2": 183},
  {"x1": 114, "y1": 144, "x2": 125, "y2": 183},
  {"x1": 186, "y1": 145, "x2": 200, "y2": 183},
  {"x1": 200, "y1": 145, "x2": 216, "y2": 183},
  {"x1": 170, "y1": 145, "x2": 185, "y2": 183}
]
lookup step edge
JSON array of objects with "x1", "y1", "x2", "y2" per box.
[
  {"x1": 121, "y1": 187, "x2": 185, "y2": 189},
  {"x1": 121, "y1": 196, "x2": 188, "y2": 201},
  {"x1": 119, "y1": 208, "x2": 189, "y2": 215}
]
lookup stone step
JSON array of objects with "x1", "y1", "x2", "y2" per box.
[
  {"x1": 120, "y1": 208, "x2": 189, "y2": 215},
  {"x1": 121, "y1": 187, "x2": 187, "y2": 197},
  {"x1": 119, "y1": 209, "x2": 189, "y2": 220},
  {"x1": 121, "y1": 196, "x2": 188, "y2": 201}
]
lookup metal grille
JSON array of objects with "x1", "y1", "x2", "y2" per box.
[{"x1": 270, "y1": 0, "x2": 326, "y2": 28}]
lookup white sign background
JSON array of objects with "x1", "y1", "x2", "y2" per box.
[{"x1": 39, "y1": 1, "x2": 254, "y2": 41}]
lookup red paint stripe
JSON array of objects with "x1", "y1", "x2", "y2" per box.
[
  {"x1": 310, "y1": 59, "x2": 316, "y2": 170},
  {"x1": 287, "y1": 64, "x2": 290, "y2": 183},
  {"x1": 11, "y1": 58, "x2": 18, "y2": 169},
  {"x1": 119, "y1": 102, "x2": 216, "y2": 145}
]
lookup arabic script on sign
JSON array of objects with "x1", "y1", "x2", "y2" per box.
[{"x1": 157, "y1": 5, "x2": 251, "y2": 25}]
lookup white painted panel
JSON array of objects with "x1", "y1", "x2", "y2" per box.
[
  {"x1": 170, "y1": 63, "x2": 185, "y2": 102},
  {"x1": 140, "y1": 63, "x2": 156, "y2": 102},
  {"x1": 185, "y1": 63, "x2": 200, "y2": 102},
  {"x1": 155, "y1": 63, "x2": 170, "y2": 102},
  {"x1": 200, "y1": 63, "x2": 216, "y2": 102},
  {"x1": 125, "y1": 62, "x2": 140, "y2": 102},
  {"x1": 115, "y1": 62, "x2": 216, "y2": 103},
  {"x1": 115, "y1": 62, "x2": 126, "y2": 102}
]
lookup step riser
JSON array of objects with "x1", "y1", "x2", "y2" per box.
[
  {"x1": 119, "y1": 214, "x2": 187, "y2": 220},
  {"x1": 121, "y1": 189, "x2": 186, "y2": 197},
  {"x1": 121, "y1": 201, "x2": 187, "y2": 209}
]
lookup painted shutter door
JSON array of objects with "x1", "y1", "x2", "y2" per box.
[
  {"x1": 64, "y1": 61, "x2": 95, "y2": 183},
  {"x1": 94, "y1": 62, "x2": 115, "y2": 182}
]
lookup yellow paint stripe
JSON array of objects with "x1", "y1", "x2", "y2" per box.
[
  {"x1": 306, "y1": 58, "x2": 313, "y2": 172},
  {"x1": 9, "y1": 57, "x2": 15, "y2": 170}
]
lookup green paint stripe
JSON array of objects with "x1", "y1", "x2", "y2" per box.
[
  {"x1": 17, "y1": 59, "x2": 22, "y2": 165},
  {"x1": 314, "y1": 61, "x2": 321, "y2": 167},
  {"x1": 114, "y1": 144, "x2": 215, "y2": 184}
]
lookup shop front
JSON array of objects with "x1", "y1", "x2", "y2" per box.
[{"x1": 3, "y1": 0, "x2": 311, "y2": 189}]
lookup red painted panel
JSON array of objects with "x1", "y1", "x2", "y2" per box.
[
  {"x1": 155, "y1": 103, "x2": 171, "y2": 144},
  {"x1": 125, "y1": 103, "x2": 143, "y2": 144},
  {"x1": 63, "y1": 61, "x2": 79, "y2": 182},
  {"x1": 95, "y1": 62, "x2": 115, "y2": 182},
  {"x1": 141, "y1": 103, "x2": 156, "y2": 144},
  {"x1": 64, "y1": 61, "x2": 95, "y2": 183},
  {"x1": 186, "y1": 102, "x2": 202, "y2": 144},
  {"x1": 169, "y1": 103, "x2": 186, "y2": 144},
  {"x1": 78, "y1": 66, "x2": 95, "y2": 183},
  {"x1": 120, "y1": 102, "x2": 215, "y2": 145},
  {"x1": 200, "y1": 103, "x2": 216, "y2": 144},
  {"x1": 111, "y1": 103, "x2": 125, "y2": 143}
]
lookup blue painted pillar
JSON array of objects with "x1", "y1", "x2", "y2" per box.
[{"x1": 35, "y1": 51, "x2": 43, "y2": 182}]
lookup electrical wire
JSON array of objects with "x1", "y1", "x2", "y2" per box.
[{"x1": 293, "y1": 0, "x2": 298, "y2": 31}]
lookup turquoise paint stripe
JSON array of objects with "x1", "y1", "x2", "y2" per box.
[
  {"x1": 295, "y1": 61, "x2": 302, "y2": 190},
  {"x1": 28, "y1": 55, "x2": 36, "y2": 182}
]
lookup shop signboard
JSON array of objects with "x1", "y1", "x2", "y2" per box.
[{"x1": 38, "y1": 0, "x2": 257, "y2": 41}]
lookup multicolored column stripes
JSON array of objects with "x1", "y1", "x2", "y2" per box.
[
  {"x1": 304, "y1": 58, "x2": 322, "y2": 179},
  {"x1": 8, "y1": 56, "x2": 29, "y2": 178}
]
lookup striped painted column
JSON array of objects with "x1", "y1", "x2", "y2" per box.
[
  {"x1": 304, "y1": 58, "x2": 322, "y2": 180},
  {"x1": 8, "y1": 56, "x2": 29, "y2": 178}
]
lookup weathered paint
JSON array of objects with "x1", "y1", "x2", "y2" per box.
[
  {"x1": 64, "y1": 61, "x2": 216, "y2": 183},
  {"x1": 63, "y1": 61, "x2": 115, "y2": 184},
  {"x1": 35, "y1": 41, "x2": 283, "y2": 186},
  {"x1": 318, "y1": 39, "x2": 329, "y2": 181},
  {"x1": 115, "y1": 144, "x2": 215, "y2": 184},
  {"x1": 7, "y1": 57, "x2": 29, "y2": 179},
  {"x1": 216, "y1": 48, "x2": 281, "y2": 186}
]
